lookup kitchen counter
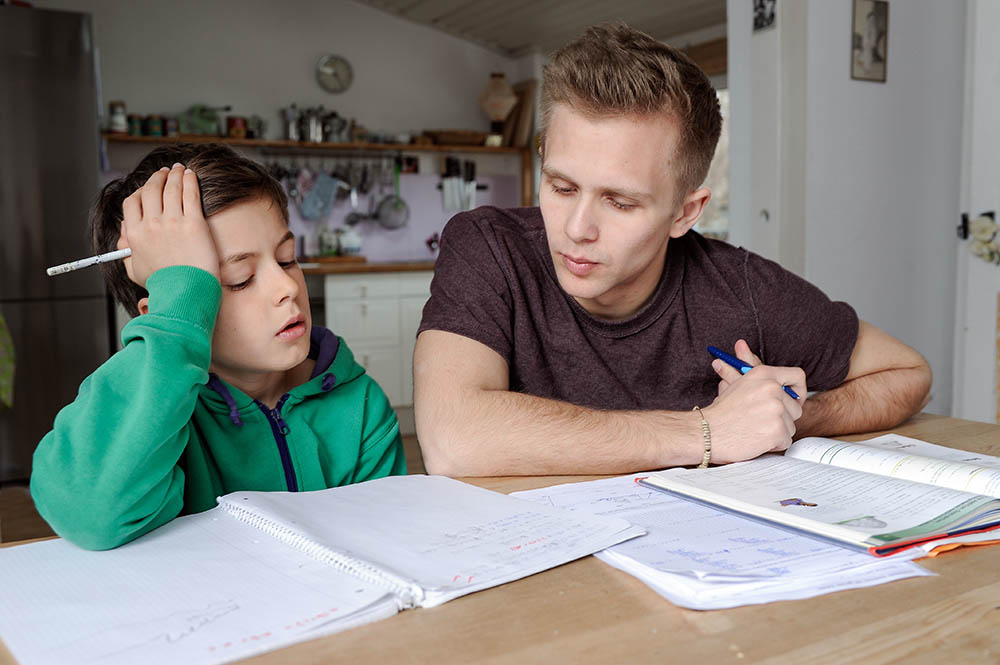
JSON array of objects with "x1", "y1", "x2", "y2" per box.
[{"x1": 300, "y1": 260, "x2": 435, "y2": 275}]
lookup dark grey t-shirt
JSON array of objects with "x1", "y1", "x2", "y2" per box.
[{"x1": 418, "y1": 206, "x2": 858, "y2": 411}]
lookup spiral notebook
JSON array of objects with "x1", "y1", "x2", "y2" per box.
[{"x1": 0, "y1": 475, "x2": 643, "y2": 665}]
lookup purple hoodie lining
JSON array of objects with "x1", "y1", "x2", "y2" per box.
[
  {"x1": 309, "y1": 326, "x2": 340, "y2": 379},
  {"x1": 204, "y1": 325, "x2": 341, "y2": 422}
]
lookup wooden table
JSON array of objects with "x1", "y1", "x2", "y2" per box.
[{"x1": 3, "y1": 414, "x2": 999, "y2": 664}]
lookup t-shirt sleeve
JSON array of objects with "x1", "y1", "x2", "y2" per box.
[
  {"x1": 741, "y1": 251, "x2": 859, "y2": 392},
  {"x1": 417, "y1": 211, "x2": 516, "y2": 362}
]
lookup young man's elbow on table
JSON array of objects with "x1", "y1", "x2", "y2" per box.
[
  {"x1": 417, "y1": 379, "x2": 528, "y2": 476},
  {"x1": 849, "y1": 320, "x2": 934, "y2": 423},
  {"x1": 415, "y1": 409, "x2": 460, "y2": 477},
  {"x1": 414, "y1": 330, "x2": 509, "y2": 476},
  {"x1": 880, "y1": 358, "x2": 933, "y2": 425},
  {"x1": 798, "y1": 324, "x2": 933, "y2": 437},
  {"x1": 415, "y1": 385, "x2": 502, "y2": 477}
]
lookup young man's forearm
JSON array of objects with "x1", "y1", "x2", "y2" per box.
[
  {"x1": 414, "y1": 330, "x2": 804, "y2": 476},
  {"x1": 418, "y1": 388, "x2": 702, "y2": 477},
  {"x1": 795, "y1": 364, "x2": 932, "y2": 439}
]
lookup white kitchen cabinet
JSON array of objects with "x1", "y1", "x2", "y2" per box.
[
  {"x1": 326, "y1": 299, "x2": 400, "y2": 347},
  {"x1": 322, "y1": 271, "x2": 433, "y2": 408}
]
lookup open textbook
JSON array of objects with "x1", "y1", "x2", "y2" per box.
[
  {"x1": 640, "y1": 434, "x2": 1000, "y2": 557},
  {"x1": 0, "y1": 475, "x2": 643, "y2": 665}
]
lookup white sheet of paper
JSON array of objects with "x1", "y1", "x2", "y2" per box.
[
  {"x1": 221, "y1": 475, "x2": 645, "y2": 607},
  {"x1": 0, "y1": 510, "x2": 397, "y2": 665},
  {"x1": 513, "y1": 475, "x2": 930, "y2": 610},
  {"x1": 597, "y1": 549, "x2": 928, "y2": 610}
]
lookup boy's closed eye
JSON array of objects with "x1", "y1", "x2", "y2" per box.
[
  {"x1": 227, "y1": 274, "x2": 254, "y2": 291},
  {"x1": 221, "y1": 230, "x2": 298, "y2": 291},
  {"x1": 226, "y1": 263, "x2": 298, "y2": 291}
]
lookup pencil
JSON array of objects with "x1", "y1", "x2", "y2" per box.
[{"x1": 46, "y1": 248, "x2": 132, "y2": 276}]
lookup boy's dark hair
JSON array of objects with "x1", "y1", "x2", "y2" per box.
[
  {"x1": 540, "y1": 23, "x2": 723, "y2": 203},
  {"x1": 92, "y1": 143, "x2": 288, "y2": 317}
]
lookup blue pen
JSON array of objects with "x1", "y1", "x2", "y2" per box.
[{"x1": 707, "y1": 345, "x2": 800, "y2": 400}]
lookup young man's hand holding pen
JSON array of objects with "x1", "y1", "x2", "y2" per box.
[{"x1": 698, "y1": 339, "x2": 808, "y2": 464}]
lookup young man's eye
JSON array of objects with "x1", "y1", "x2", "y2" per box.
[
  {"x1": 278, "y1": 259, "x2": 298, "y2": 269},
  {"x1": 608, "y1": 198, "x2": 635, "y2": 211},
  {"x1": 228, "y1": 276, "x2": 254, "y2": 291},
  {"x1": 550, "y1": 184, "x2": 575, "y2": 195}
]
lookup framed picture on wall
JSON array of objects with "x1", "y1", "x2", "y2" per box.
[
  {"x1": 753, "y1": 0, "x2": 776, "y2": 32},
  {"x1": 851, "y1": 0, "x2": 888, "y2": 82}
]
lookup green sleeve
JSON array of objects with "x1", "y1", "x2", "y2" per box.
[
  {"x1": 351, "y1": 377, "x2": 406, "y2": 482},
  {"x1": 30, "y1": 266, "x2": 221, "y2": 550}
]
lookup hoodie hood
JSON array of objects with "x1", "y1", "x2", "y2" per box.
[{"x1": 201, "y1": 326, "x2": 364, "y2": 424}]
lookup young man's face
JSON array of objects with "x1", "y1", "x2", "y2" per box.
[
  {"x1": 539, "y1": 103, "x2": 706, "y2": 320},
  {"x1": 207, "y1": 197, "x2": 311, "y2": 384}
]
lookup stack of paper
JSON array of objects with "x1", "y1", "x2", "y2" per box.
[{"x1": 513, "y1": 474, "x2": 931, "y2": 610}]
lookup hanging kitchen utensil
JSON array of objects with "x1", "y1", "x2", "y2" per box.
[
  {"x1": 299, "y1": 170, "x2": 338, "y2": 220},
  {"x1": 331, "y1": 160, "x2": 351, "y2": 202},
  {"x1": 375, "y1": 160, "x2": 409, "y2": 230},
  {"x1": 345, "y1": 191, "x2": 377, "y2": 226},
  {"x1": 347, "y1": 160, "x2": 363, "y2": 209},
  {"x1": 358, "y1": 160, "x2": 373, "y2": 195}
]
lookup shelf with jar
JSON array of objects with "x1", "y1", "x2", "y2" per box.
[{"x1": 101, "y1": 132, "x2": 534, "y2": 206}]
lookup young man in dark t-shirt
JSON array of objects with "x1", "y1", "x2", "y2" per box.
[{"x1": 415, "y1": 24, "x2": 931, "y2": 476}]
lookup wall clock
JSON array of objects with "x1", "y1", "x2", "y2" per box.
[{"x1": 316, "y1": 54, "x2": 353, "y2": 94}]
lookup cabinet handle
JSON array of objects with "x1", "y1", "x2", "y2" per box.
[
  {"x1": 361, "y1": 303, "x2": 368, "y2": 316},
  {"x1": 361, "y1": 285, "x2": 367, "y2": 298},
  {"x1": 363, "y1": 354, "x2": 370, "y2": 367}
]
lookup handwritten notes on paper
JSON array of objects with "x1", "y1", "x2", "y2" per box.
[
  {"x1": 513, "y1": 475, "x2": 930, "y2": 609},
  {"x1": 0, "y1": 475, "x2": 645, "y2": 665},
  {"x1": 0, "y1": 511, "x2": 398, "y2": 665},
  {"x1": 226, "y1": 475, "x2": 644, "y2": 607}
]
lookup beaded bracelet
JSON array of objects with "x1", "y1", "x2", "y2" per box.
[{"x1": 691, "y1": 405, "x2": 712, "y2": 468}]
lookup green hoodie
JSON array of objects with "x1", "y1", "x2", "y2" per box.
[{"x1": 31, "y1": 266, "x2": 405, "y2": 550}]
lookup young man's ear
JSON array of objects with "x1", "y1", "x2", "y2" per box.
[
  {"x1": 668, "y1": 187, "x2": 712, "y2": 238},
  {"x1": 136, "y1": 297, "x2": 149, "y2": 316}
]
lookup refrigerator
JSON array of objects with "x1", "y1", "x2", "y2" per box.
[{"x1": 0, "y1": 7, "x2": 111, "y2": 484}]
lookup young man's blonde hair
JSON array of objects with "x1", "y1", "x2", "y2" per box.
[{"x1": 540, "y1": 23, "x2": 723, "y2": 202}]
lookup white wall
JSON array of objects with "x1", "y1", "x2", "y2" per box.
[
  {"x1": 32, "y1": 0, "x2": 518, "y2": 137},
  {"x1": 803, "y1": 0, "x2": 964, "y2": 415},
  {"x1": 729, "y1": 0, "x2": 966, "y2": 416}
]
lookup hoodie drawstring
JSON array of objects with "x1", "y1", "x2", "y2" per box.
[{"x1": 207, "y1": 374, "x2": 244, "y2": 426}]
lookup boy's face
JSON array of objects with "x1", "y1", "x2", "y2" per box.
[
  {"x1": 539, "y1": 104, "x2": 707, "y2": 320},
  {"x1": 206, "y1": 197, "x2": 311, "y2": 383}
]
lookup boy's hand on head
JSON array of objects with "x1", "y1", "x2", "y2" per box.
[{"x1": 118, "y1": 164, "x2": 220, "y2": 287}]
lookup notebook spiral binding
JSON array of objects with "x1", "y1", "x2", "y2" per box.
[{"x1": 218, "y1": 499, "x2": 424, "y2": 608}]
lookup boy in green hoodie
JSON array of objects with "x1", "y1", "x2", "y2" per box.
[{"x1": 31, "y1": 144, "x2": 405, "y2": 550}]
